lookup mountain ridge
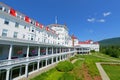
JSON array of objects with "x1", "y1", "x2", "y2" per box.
[{"x1": 98, "y1": 37, "x2": 120, "y2": 46}]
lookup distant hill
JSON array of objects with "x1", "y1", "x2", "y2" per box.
[{"x1": 98, "y1": 37, "x2": 120, "y2": 46}]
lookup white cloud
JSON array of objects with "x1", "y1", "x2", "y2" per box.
[
  {"x1": 103, "y1": 12, "x2": 111, "y2": 17},
  {"x1": 97, "y1": 19, "x2": 106, "y2": 23},
  {"x1": 87, "y1": 18, "x2": 95, "y2": 23}
]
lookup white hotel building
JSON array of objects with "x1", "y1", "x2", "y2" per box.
[{"x1": 0, "y1": 2, "x2": 99, "y2": 80}]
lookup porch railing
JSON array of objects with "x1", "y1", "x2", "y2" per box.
[{"x1": 0, "y1": 51, "x2": 76, "y2": 67}]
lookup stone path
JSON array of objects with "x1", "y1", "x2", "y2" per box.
[
  {"x1": 96, "y1": 63, "x2": 110, "y2": 80},
  {"x1": 95, "y1": 54, "x2": 120, "y2": 80}
]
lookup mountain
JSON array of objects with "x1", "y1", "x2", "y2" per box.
[{"x1": 98, "y1": 37, "x2": 120, "y2": 46}]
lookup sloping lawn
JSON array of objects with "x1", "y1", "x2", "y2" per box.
[
  {"x1": 102, "y1": 64, "x2": 120, "y2": 80},
  {"x1": 31, "y1": 60, "x2": 84, "y2": 80},
  {"x1": 31, "y1": 68, "x2": 64, "y2": 80},
  {"x1": 31, "y1": 53, "x2": 120, "y2": 80}
]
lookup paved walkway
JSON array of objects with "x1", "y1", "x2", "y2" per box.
[{"x1": 96, "y1": 63, "x2": 110, "y2": 80}]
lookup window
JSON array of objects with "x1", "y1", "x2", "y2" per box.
[
  {"x1": 2, "y1": 29, "x2": 8, "y2": 37},
  {"x1": 29, "y1": 27, "x2": 31, "y2": 31},
  {"x1": 4, "y1": 19, "x2": 9, "y2": 25},
  {"x1": 24, "y1": 25, "x2": 26, "y2": 29},
  {"x1": 15, "y1": 22, "x2": 19, "y2": 28},
  {"x1": 31, "y1": 35, "x2": 34, "y2": 40},
  {"x1": 23, "y1": 34, "x2": 25, "y2": 38},
  {"x1": 32, "y1": 27, "x2": 34, "y2": 32},
  {"x1": 13, "y1": 32, "x2": 18, "y2": 38}
]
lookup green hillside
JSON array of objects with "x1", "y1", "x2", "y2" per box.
[{"x1": 99, "y1": 37, "x2": 120, "y2": 46}]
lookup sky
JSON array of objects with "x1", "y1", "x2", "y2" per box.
[{"x1": 1, "y1": 0, "x2": 120, "y2": 41}]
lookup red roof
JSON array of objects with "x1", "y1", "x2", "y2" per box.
[{"x1": 79, "y1": 41, "x2": 90, "y2": 44}]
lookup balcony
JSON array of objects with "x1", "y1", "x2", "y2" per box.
[{"x1": 0, "y1": 51, "x2": 76, "y2": 68}]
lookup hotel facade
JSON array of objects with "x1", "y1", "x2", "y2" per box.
[{"x1": 0, "y1": 2, "x2": 99, "y2": 80}]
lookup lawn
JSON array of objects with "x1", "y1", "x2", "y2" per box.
[
  {"x1": 31, "y1": 59, "x2": 84, "y2": 80},
  {"x1": 102, "y1": 64, "x2": 120, "y2": 80},
  {"x1": 31, "y1": 68, "x2": 64, "y2": 80},
  {"x1": 31, "y1": 53, "x2": 120, "y2": 80}
]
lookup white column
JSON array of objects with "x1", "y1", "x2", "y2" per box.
[
  {"x1": 56, "y1": 48, "x2": 57, "y2": 54},
  {"x1": 26, "y1": 45, "x2": 29, "y2": 58},
  {"x1": 60, "y1": 48, "x2": 61, "y2": 53},
  {"x1": 19, "y1": 66, "x2": 22, "y2": 76},
  {"x1": 52, "y1": 47, "x2": 53, "y2": 54},
  {"x1": 8, "y1": 44, "x2": 13, "y2": 60},
  {"x1": 37, "y1": 61, "x2": 40, "y2": 70},
  {"x1": 56, "y1": 56, "x2": 58, "y2": 62},
  {"x1": 6, "y1": 69, "x2": 10, "y2": 80},
  {"x1": 60, "y1": 56, "x2": 61, "y2": 61},
  {"x1": 52, "y1": 57, "x2": 53, "y2": 64},
  {"x1": 46, "y1": 47, "x2": 48, "y2": 55},
  {"x1": 46, "y1": 59, "x2": 48, "y2": 66},
  {"x1": 25, "y1": 64, "x2": 28, "y2": 78},
  {"x1": 69, "y1": 48, "x2": 71, "y2": 52},
  {"x1": 38, "y1": 47, "x2": 40, "y2": 56}
]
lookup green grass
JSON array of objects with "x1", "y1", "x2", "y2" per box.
[
  {"x1": 102, "y1": 64, "x2": 120, "y2": 80},
  {"x1": 59, "y1": 72, "x2": 75, "y2": 80},
  {"x1": 31, "y1": 68, "x2": 64, "y2": 80},
  {"x1": 56, "y1": 61, "x2": 74, "y2": 72},
  {"x1": 72, "y1": 60, "x2": 84, "y2": 80},
  {"x1": 31, "y1": 59, "x2": 84, "y2": 80},
  {"x1": 82, "y1": 55, "x2": 102, "y2": 77},
  {"x1": 31, "y1": 53, "x2": 120, "y2": 80}
]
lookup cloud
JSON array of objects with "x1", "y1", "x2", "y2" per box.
[
  {"x1": 87, "y1": 18, "x2": 95, "y2": 23},
  {"x1": 97, "y1": 19, "x2": 106, "y2": 23},
  {"x1": 103, "y1": 12, "x2": 111, "y2": 17}
]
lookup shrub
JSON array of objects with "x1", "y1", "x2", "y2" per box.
[
  {"x1": 56, "y1": 61, "x2": 74, "y2": 72},
  {"x1": 90, "y1": 50, "x2": 95, "y2": 53}
]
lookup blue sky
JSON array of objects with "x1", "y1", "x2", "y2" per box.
[{"x1": 1, "y1": 0, "x2": 120, "y2": 41}]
